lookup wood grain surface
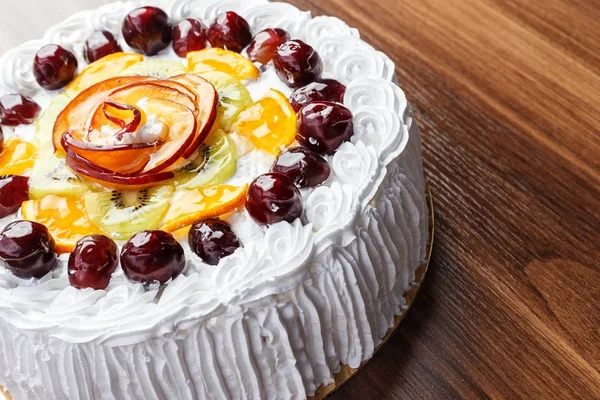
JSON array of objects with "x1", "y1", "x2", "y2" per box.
[{"x1": 1, "y1": 0, "x2": 599, "y2": 399}]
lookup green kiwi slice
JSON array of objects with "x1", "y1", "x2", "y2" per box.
[
  {"x1": 198, "y1": 71, "x2": 252, "y2": 131},
  {"x1": 28, "y1": 155, "x2": 93, "y2": 200},
  {"x1": 120, "y1": 60, "x2": 186, "y2": 79},
  {"x1": 84, "y1": 185, "x2": 174, "y2": 240}
]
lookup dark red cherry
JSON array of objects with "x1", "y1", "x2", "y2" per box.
[
  {"x1": 247, "y1": 28, "x2": 290, "y2": 64},
  {"x1": 33, "y1": 44, "x2": 78, "y2": 90},
  {"x1": 189, "y1": 219, "x2": 240, "y2": 265},
  {"x1": 0, "y1": 175, "x2": 29, "y2": 218},
  {"x1": 68, "y1": 235, "x2": 118, "y2": 290},
  {"x1": 0, "y1": 220, "x2": 57, "y2": 279},
  {"x1": 272, "y1": 148, "x2": 330, "y2": 188},
  {"x1": 0, "y1": 94, "x2": 41, "y2": 126},
  {"x1": 122, "y1": 7, "x2": 172, "y2": 56},
  {"x1": 297, "y1": 102, "x2": 354, "y2": 154},
  {"x1": 290, "y1": 80, "x2": 346, "y2": 112},
  {"x1": 246, "y1": 172, "x2": 303, "y2": 225},
  {"x1": 207, "y1": 12, "x2": 252, "y2": 53},
  {"x1": 121, "y1": 230, "x2": 185, "y2": 285},
  {"x1": 273, "y1": 40, "x2": 323, "y2": 88},
  {"x1": 84, "y1": 31, "x2": 123, "y2": 63},
  {"x1": 172, "y1": 19, "x2": 207, "y2": 57}
]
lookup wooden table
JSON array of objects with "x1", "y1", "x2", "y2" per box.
[{"x1": 1, "y1": 0, "x2": 599, "y2": 398}]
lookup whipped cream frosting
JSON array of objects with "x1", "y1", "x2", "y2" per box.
[{"x1": 0, "y1": 0, "x2": 429, "y2": 398}]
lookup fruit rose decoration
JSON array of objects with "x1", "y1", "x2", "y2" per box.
[{"x1": 54, "y1": 74, "x2": 218, "y2": 190}]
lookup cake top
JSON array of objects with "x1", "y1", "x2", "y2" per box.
[{"x1": 0, "y1": 0, "x2": 411, "y2": 345}]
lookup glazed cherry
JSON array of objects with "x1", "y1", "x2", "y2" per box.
[
  {"x1": 0, "y1": 94, "x2": 41, "y2": 126},
  {"x1": 207, "y1": 12, "x2": 252, "y2": 53},
  {"x1": 0, "y1": 220, "x2": 57, "y2": 279},
  {"x1": 33, "y1": 44, "x2": 78, "y2": 90},
  {"x1": 122, "y1": 7, "x2": 172, "y2": 56},
  {"x1": 121, "y1": 230, "x2": 185, "y2": 285},
  {"x1": 272, "y1": 148, "x2": 331, "y2": 188},
  {"x1": 290, "y1": 80, "x2": 346, "y2": 112},
  {"x1": 273, "y1": 40, "x2": 323, "y2": 88},
  {"x1": 172, "y1": 19, "x2": 207, "y2": 57},
  {"x1": 0, "y1": 175, "x2": 29, "y2": 218},
  {"x1": 84, "y1": 31, "x2": 122, "y2": 63},
  {"x1": 246, "y1": 172, "x2": 303, "y2": 225},
  {"x1": 68, "y1": 235, "x2": 118, "y2": 290},
  {"x1": 189, "y1": 219, "x2": 240, "y2": 266},
  {"x1": 297, "y1": 102, "x2": 354, "y2": 154},
  {"x1": 247, "y1": 28, "x2": 290, "y2": 64}
]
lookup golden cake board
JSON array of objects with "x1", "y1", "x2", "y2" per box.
[{"x1": 0, "y1": 188, "x2": 434, "y2": 400}]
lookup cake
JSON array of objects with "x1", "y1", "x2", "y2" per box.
[{"x1": 0, "y1": 0, "x2": 429, "y2": 398}]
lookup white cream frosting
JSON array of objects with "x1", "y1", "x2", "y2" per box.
[{"x1": 0, "y1": 0, "x2": 428, "y2": 398}]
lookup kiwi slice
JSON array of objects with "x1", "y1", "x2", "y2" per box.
[
  {"x1": 84, "y1": 185, "x2": 173, "y2": 240},
  {"x1": 121, "y1": 60, "x2": 186, "y2": 79},
  {"x1": 28, "y1": 155, "x2": 93, "y2": 199},
  {"x1": 198, "y1": 71, "x2": 252, "y2": 131},
  {"x1": 35, "y1": 93, "x2": 75, "y2": 154},
  {"x1": 175, "y1": 130, "x2": 237, "y2": 189}
]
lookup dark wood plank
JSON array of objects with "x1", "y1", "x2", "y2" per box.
[{"x1": 1, "y1": 0, "x2": 598, "y2": 398}]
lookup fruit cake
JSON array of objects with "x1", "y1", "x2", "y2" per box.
[{"x1": 0, "y1": 0, "x2": 429, "y2": 398}]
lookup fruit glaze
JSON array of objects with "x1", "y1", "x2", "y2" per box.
[{"x1": 0, "y1": 0, "x2": 428, "y2": 398}]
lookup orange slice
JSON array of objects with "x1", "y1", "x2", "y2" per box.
[
  {"x1": 187, "y1": 48, "x2": 260, "y2": 81},
  {"x1": 66, "y1": 53, "x2": 144, "y2": 93},
  {"x1": 21, "y1": 195, "x2": 100, "y2": 254},
  {"x1": 234, "y1": 89, "x2": 297, "y2": 155},
  {"x1": 0, "y1": 138, "x2": 37, "y2": 176},
  {"x1": 162, "y1": 185, "x2": 247, "y2": 232}
]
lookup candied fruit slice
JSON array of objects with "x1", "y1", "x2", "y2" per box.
[
  {"x1": 67, "y1": 53, "x2": 144, "y2": 93},
  {"x1": 187, "y1": 48, "x2": 260, "y2": 81},
  {"x1": 234, "y1": 89, "x2": 297, "y2": 155},
  {"x1": 162, "y1": 185, "x2": 247, "y2": 232},
  {"x1": 0, "y1": 138, "x2": 37, "y2": 176}
]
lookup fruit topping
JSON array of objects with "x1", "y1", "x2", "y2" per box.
[
  {"x1": 173, "y1": 19, "x2": 208, "y2": 57},
  {"x1": 234, "y1": 89, "x2": 296, "y2": 155},
  {"x1": 273, "y1": 40, "x2": 323, "y2": 88},
  {"x1": 0, "y1": 220, "x2": 58, "y2": 279},
  {"x1": 84, "y1": 31, "x2": 123, "y2": 63},
  {"x1": 66, "y1": 53, "x2": 144, "y2": 93},
  {"x1": 121, "y1": 59, "x2": 186, "y2": 79},
  {"x1": 21, "y1": 195, "x2": 100, "y2": 254},
  {"x1": 189, "y1": 219, "x2": 240, "y2": 265},
  {"x1": 272, "y1": 147, "x2": 330, "y2": 188},
  {"x1": 84, "y1": 185, "x2": 173, "y2": 240},
  {"x1": 33, "y1": 44, "x2": 78, "y2": 90},
  {"x1": 175, "y1": 129, "x2": 237, "y2": 189},
  {"x1": 198, "y1": 71, "x2": 251, "y2": 130},
  {"x1": 35, "y1": 93, "x2": 74, "y2": 153},
  {"x1": 247, "y1": 28, "x2": 290, "y2": 64},
  {"x1": 297, "y1": 102, "x2": 354, "y2": 154},
  {"x1": 0, "y1": 175, "x2": 29, "y2": 218},
  {"x1": 207, "y1": 12, "x2": 252, "y2": 53},
  {"x1": 162, "y1": 185, "x2": 247, "y2": 232},
  {"x1": 246, "y1": 172, "x2": 303, "y2": 225},
  {"x1": 121, "y1": 230, "x2": 185, "y2": 285},
  {"x1": 0, "y1": 127, "x2": 3, "y2": 152},
  {"x1": 55, "y1": 74, "x2": 218, "y2": 189},
  {"x1": 0, "y1": 94, "x2": 41, "y2": 126},
  {"x1": 290, "y1": 79, "x2": 346, "y2": 112},
  {"x1": 28, "y1": 155, "x2": 92, "y2": 199},
  {"x1": 0, "y1": 137, "x2": 37, "y2": 176},
  {"x1": 187, "y1": 48, "x2": 260, "y2": 81},
  {"x1": 68, "y1": 235, "x2": 118, "y2": 290},
  {"x1": 122, "y1": 6, "x2": 172, "y2": 56}
]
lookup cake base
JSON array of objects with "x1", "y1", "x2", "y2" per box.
[
  {"x1": 0, "y1": 188, "x2": 434, "y2": 400},
  {"x1": 310, "y1": 185, "x2": 435, "y2": 400}
]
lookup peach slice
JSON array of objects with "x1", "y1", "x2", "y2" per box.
[
  {"x1": 234, "y1": 89, "x2": 297, "y2": 155},
  {"x1": 54, "y1": 76, "x2": 153, "y2": 152},
  {"x1": 0, "y1": 137, "x2": 37, "y2": 176},
  {"x1": 21, "y1": 195, "x2": 100, "y2": 254},
  {"x1": 187, "y1": 48, "x2": 260, "y2": 81},
  {"x1": 66, "y1": 53, "x2": 144, "y2": 93},
  {"x1": 161, "y1": 185, "x2": 247, "y2": 232}
]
